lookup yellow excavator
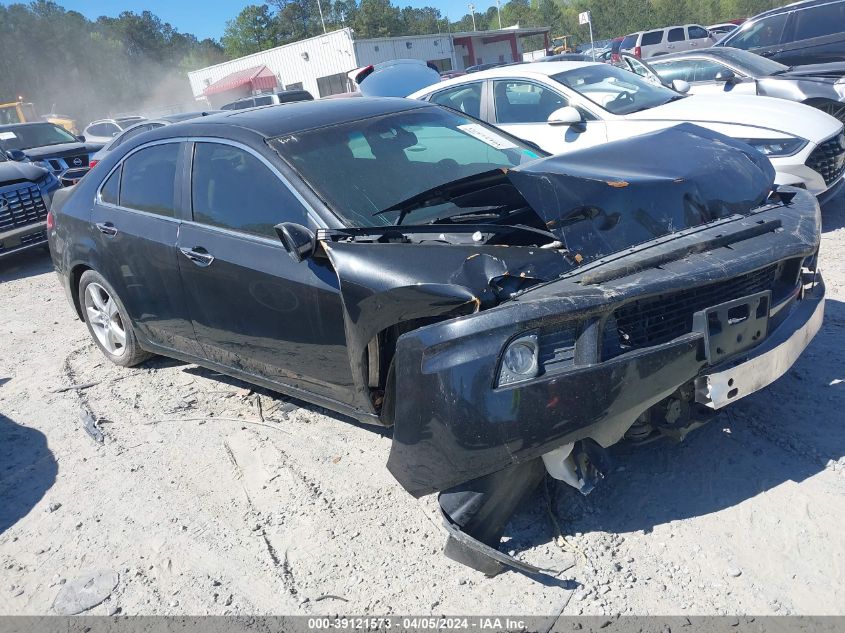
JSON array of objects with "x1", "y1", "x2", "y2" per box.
[
  {"x1": 550, "y1": 35, "x2": 573, "y2": 55},
  {"x1": 0, "y1": 99, "x2": 78, "y2": 134}
]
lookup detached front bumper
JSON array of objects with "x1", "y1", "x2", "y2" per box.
[{"x1": 388, "y1": 268, "x2": 825, "y2": 498}]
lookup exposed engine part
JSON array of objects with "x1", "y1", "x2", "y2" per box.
[
  {"x1": 542, "y1": 439, "x2": 611, "y2": 495},
  {"x1": 624, "y1": 383, "x2": 719, "y2": 444}
]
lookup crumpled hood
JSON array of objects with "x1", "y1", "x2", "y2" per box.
[
  {"x1": 0, "y1": 159, "x2": 50, "y2": 184},
  {"x1": 507, "y1": 123, "x2": 776, "y2": 263},
  {"x1": 627, "y1": 94, "x2": 842, "y2": 143}
]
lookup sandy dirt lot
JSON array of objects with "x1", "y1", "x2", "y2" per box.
[{"x1": 1, "y1": 194, "x2": 844, "y2": 619}]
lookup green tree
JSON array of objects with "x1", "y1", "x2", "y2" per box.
[{"x1": 222, "y1": 5, "x2": 282, "y2": 57}]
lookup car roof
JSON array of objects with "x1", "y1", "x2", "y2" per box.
[
  {"x1": 650, "y1": 47, "x2": 742, "y2": 62},
  {"x1": 746, "y1": 0, "x2": 837, "y2": 20},
  {"x1": 159, "y1": 97, "x2": 430, "y2": 139},
  {"x1": 428, "y1": 61, "x2": 598, "y2": 90},
  {"x1": 0, "y1": 121, "x2": 56, "y2": 130}
]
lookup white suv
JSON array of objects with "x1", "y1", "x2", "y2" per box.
[{"x1": 620, "y1": 24, "x2": 717, "y2": 58}]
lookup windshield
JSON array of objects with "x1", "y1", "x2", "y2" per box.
[
  {"x1": 715, "y1": 48, "x2": 789, "y2": 75},
  {"x1": 551, "y1": 65, "x2": 681, "y2": 115},
  {"x1": 272, "y1": 107, "x2": 541, "y2": 227},
  {"x1": 0, "y1": 123, "x2": 76, "y2": 150}
]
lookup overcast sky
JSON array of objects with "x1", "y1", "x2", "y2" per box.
[{"x1": 49, "y1": 0, "x2": 486, "y2": 40}]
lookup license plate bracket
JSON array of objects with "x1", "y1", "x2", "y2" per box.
[{"x1": 693, "y1": 290, "x2": 771, "y2": 364}]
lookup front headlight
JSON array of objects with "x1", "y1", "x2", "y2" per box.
[
  {"x1": 498, "y1": 335, "x2": 539, "y2": 386},
  {"x1": 737, "y1": 137, "x2": 808, "y2": 157}
]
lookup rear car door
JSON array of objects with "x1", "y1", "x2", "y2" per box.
[
  {"x1": 687, "y1": 25, "x2": 714, "y2": 49},
  {"x1": 665, "y1": 27, "x2": 687, "y2": 54},
  {"x1": 90, "y1": 141, "x2": 203, "y2": 355},
  {"x1": 489, "y1": 79, "x2": 607, "y2": 154},
  {"x1": 176, "y1": 139, "x2": 353, "y2": 402}
]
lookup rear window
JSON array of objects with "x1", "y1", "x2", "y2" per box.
[
  {"x1": 688, "y1": 25, "x2": 710, "y2": 39},
  {"x1": 620, "y1": 34, "x2": 639, "y2": 49},
  {"x1": 792, "y1": 1, "x2": 845, "y2": 40},
  {"x1": 642, "y1": 30, "x2": 664, "y2": 46}
]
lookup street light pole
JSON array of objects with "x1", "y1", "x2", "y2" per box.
[
  {"x1": 316, "y1": 0, "x2": 327, "y2": 34},
  {"x1": 495, "y1": 0, "x2": 502, "y2": 29},
  {"x1": 468, "y1": 3, "x2": 477, "y2": 31}
]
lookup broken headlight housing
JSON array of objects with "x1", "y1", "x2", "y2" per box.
[
  {"x1": 498, "y1": 334, "x2": 539, "y2": 386},
  {"x1": 737, "y1": 137, "x2": 807, "y2": 157}
]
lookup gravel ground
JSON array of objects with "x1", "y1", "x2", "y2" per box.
[{"x1": 1, "y1": 193, "x2": 843, "y2": 618}]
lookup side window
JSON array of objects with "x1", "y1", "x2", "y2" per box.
[
  {"x1": 688, "y1": 25, "x2": 710, "y2": 39},
  {"x1": 493, "y1": 80, "x2": 567, "y2": 124},
  {"x1": 727, "y1": 14, "x2": 789, "y2": 49},
  {"x1": 115, "y1": 123, "x2": 158, "y2": 148},
  {"x1": 692, "y1": 60, "x2": 731, "y2": 82},
  {"x1": 430, "y1": 83, "x2": 483, "y2": 119},
  {"x1": 667, "y1": 28, "x2": 685, "y2": 42},
  {"x1": 87, "y1": 123, "x2": 113, "y2": 137},
  {"x1": 641, "y1": 30, "x2": 664, "y2": 46},
  {"x1": 119, "y1": 143, "x2": 179, "y2": 217},
  {"x1": 651, "y1": 60, "x2": 695, "y2": 83},
  {"x1": 792, "y1": 2, "x2": 845, "y2": 40},
  {"x1": 253, "y1": 96, "x2": 273, "y2": 106},
  {"x1": 100, "y1": 166, "x2": 121, "y2": 205},
  {"x1": 191, "y1": 142, "x2": 308, "y2": 237}
]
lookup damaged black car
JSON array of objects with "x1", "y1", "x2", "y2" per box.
[{"x1": 47, "y1": 99, "x2": 825, "y2": 576}]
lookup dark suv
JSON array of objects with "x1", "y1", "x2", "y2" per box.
[
  {"x1": 716, "y1": 0, "x2": 845, "y2": 66},
  {"x1": 0, "y1": 153, "x2": 59, "y2": 259}
]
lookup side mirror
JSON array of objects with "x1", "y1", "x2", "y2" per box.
[
  {"x1": 274, "y1": 222, "x2": 315, "y2": 263},
  {"x1": 5, "y1": 149, "x2": 26, "y2": 162},
  {"x1": 671, "y1": 79, "x2": 691, "y2": 94},
  {"x1": 715, "y1": 70, "x2": 736, "y2": 83},
  {"x1": 547, "y1": 106, "x2": 583, "y2": 126}
]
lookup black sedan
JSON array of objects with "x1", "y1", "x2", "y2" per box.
[{"x1": 48, "y1": 98, "x2": 825, "y2": 575}]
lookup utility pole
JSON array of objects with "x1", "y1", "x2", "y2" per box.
[
  {"x1": 468, "y1": 4, "x2": 477, "y2": 31},
  {"x1": 495, "y1": 0, "x2": 502, "y2": 29},
  {"x1": 316, "y1": 0, "x2": 327, "y2": 34}
]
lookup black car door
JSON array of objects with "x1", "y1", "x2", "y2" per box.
[
  {"x1": 774, "y1": 1, "x2": 845, "y2": 65},
  {"x1": 90, "y1": 140, "x2": 203, "y2": 356},
  {"x1": 176, "y1": 139, "x2": 354, "y2": 404}
]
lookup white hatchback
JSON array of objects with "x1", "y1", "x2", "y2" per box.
[{"x1": 409, "y1": 61, "x2": 845, "y2": 196}]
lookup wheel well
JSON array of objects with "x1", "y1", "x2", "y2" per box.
[{"x1": 68, "y1": 264, "x2": 92, "y2": 320}]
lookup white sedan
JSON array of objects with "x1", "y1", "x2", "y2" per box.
[{"x1": 409, "y1": 61, "x2": 845, "y2": 197}]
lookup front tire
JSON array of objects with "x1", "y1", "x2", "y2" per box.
[{"x1": 79, "y1": 270, "x2": 152, "y2": 367}]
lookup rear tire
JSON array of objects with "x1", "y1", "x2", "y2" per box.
[{"x1": 79, "y1": 270, "x2": 152, "y2": 367}]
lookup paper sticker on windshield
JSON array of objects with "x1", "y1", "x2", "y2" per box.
[
  {"x1": 0, "y1": 132, "x2": 17, "y2": 140},
  {"x1": 458, "y1": 124, "x2": 518, "y2": 150}
]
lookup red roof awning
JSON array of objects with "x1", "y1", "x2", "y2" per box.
[{"x1": 202, "y1": 65, "x2": 278, "y2": 96}]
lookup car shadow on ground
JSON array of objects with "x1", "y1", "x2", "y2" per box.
[
  {"x1": 821, "y1": 189, "x2": 845, "y2": 232},
  {"x1": 0, "y1": 249, "x2": 52, "y2": 283},
  {"x1": 504, "y1": 297, "x2": 845, "y2": 561},
  {"x1": 0, "y1": 412, "x2": 58, "y2": 534}
]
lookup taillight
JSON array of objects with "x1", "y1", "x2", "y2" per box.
[
  {"x1": 634, "y1": 46, "x2": 642, "y2": 58},
  {"x1": 89, "y1": 159, "x2": 98, "y2": 169},
  {"x1": 46, "y1": 209, "x2": 54, "y2": 230}
]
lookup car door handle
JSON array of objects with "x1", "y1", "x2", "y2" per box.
[
  {"x1": 179, "y1": 247, "x2": 215, "y2": 267},
  {"x1": 95, "y1": 222, "x2": 117, "y2": 236}
]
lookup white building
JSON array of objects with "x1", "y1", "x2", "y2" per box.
[{"x1": 188, "y1": 26, "x2": 550, "y2": 105}]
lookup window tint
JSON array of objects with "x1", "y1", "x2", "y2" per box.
[
  {"x1": 100, "y1": 166, "x2": 121, "y2": 205},
  {"x1": 727, "y1": 13, "x2": 788, "y2": 49},
  {"x1": 688, "y1": 25, "x2": 710, "y2": 39},
  {"x1": 493, "y1": 80, "x2": 568, "y2": 124},
  {"x1": 651, "y1": 60, "x2": 695, "y2": 83},
  {"x1": 641, "y1": 30, "x2": 664, "y2": 46},
  {"x1": 430, "y1": 83, "x2": 483, "y2": 118},
  {"x1": 692, "y1": 60, "x2": 731, "y2": 82},
  {"x1": 253, "y1": 96, "x2": 273, "y2": 106},
  {"x1": 119, "y1": 143, "x2": 179, "y2": 217},
  {"x1": 88, "y1": 123, "x2": 119, "y2": 137},
  {"x1": 620, "y1": 34, "x2": 639, "y2": 49},
  {"x1": 191, "y1": 142, "x2": 307, "y2": 237},
  {"x1": 115, "y1": 123, "x2": 162, "y2": 148},
  {"x1": 667, "y1": 28, "x2": 685, "y2": 42},
  {"x1": 793, "y1": 2, "x2": 845, "y2": 40}
]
